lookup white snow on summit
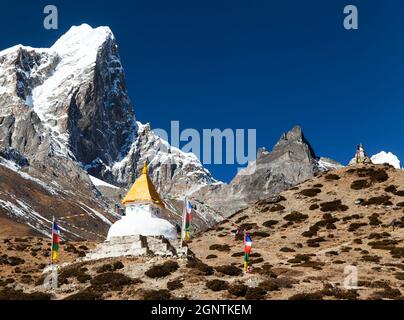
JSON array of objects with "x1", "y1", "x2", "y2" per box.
[
  {"x1": 32, "y1": 24, "x2": 114, "y2": 131},
  {"x1": 371, "y1": 151, "x2": 401, "y2": 169}
]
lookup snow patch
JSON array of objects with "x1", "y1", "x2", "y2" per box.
[
  {"x1": 371, "y1": 151, "x2": 401, "y2": 169},
  {"x1": 89, "y1": 175, "x2": 119, "y2": 189},
  {"x1": 317, "y1": 158, "x2": 344, "y2": 171},
  {"x1": 78, "y1": 202, "x2": 113, "y2": 226}
]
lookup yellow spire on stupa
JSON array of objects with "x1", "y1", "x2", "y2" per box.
[{"x1": 121, "y1": 162, "x2": 165, "y2": 207}]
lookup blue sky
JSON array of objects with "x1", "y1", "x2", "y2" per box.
[{"x1": 1, "y1": 0, "x2": 403, "y2": 182}]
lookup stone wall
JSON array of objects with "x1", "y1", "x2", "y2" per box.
[{"x1": 84, "y1": 235, "x2": 190, "y2": 261}]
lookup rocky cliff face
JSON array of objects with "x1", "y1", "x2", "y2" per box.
[
  {"x1": 0, "y1": 24, "x2": 215, "y2": 196},
  {"x1": 190, "y1": 126, "x2": 337, "y2": 217},
  {"x1": 111, "y1": 123, "x2": 218, "y2": 196},
  {"x1": 0, "y1": 24, "x2": 219, "y2": 238}
]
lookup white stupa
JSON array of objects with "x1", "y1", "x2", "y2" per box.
[{"x1": 107, "y1": 162, "x2": 177, "y2": 240}]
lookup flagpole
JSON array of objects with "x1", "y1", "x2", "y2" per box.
[
  {"x1": 243, "y1": 230, "x2": 248, "y2": 272},
  {"x1": 50, "y1": 216, "x2": 54, "y2": 268},
  {"x1": 243, "y1": 229, "x2": 246, "y2": 271},
  {"x1": 181, "y1": 197, "x2": 187, "y2": 247}
]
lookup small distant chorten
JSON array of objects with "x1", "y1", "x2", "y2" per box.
[
  {"x1": 349, "y1": 143, "x2": 372, "y2": 165},
  {"x1": 107, "y1": 162, "x2": 177, "y2": 240}
]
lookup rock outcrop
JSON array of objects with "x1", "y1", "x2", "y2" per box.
[
  {"x1": 0, "y1": 24, "x2": 216, "y2": 195},
  {"x1": 84, "y1": 235, "x2": 189, "y2": 261},
  {"x1": 190, "y1": 126, "x2": 330, "y2": 217}
]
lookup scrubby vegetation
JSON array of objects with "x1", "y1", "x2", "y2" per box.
[
  {"x1": 145, "y1": 261, "x2": 179, "y2": 278},
  {"x1": 348, "y1": 222, "x2": 368, "y2": 232},
  {"x1": 251, "y1": 231, "x2": 270, "y2": 238},
  {"x1": 307, "y1": 237, "x2": 326, "y2": 248},
  {"x1": 209, "y1": 244, "x2": 231, "y2": 252},
  {"x1": 289, "y1": 254, "x2": 324, "y2": 270},
  {"x1": 390, "y1": 248, "x2": 404, "y2": 259},
  {"x1": 64, "y1": 288, "x2": 103, "y2": 300},
  {"x1": 300, "y1": 188, "x2": 321, "y2": 197},
  {"x1": 321, "y1": 283, "x2": 359, "y2": 300},
  {"x1": 368, "y1": 239, "x2": 398, "y2": 250},
  {"x1": 355, "y1": 167, "x2": 389, "y2": 182},
  {"x1": 369, "y1": 213, "x2": 382, "y2": 226},
  {"x1": 90, "y1": 272, "x2": 134, "y2": 291},
  {"x1": 239, "y1": 223, "x2": 257, "y2": 231},
  {"x1": 167, "y1": 279, "x2": 184, "y2": 291},
  {"x1": 283, "y1": 211, "x2": 308, "y2": 222},
  {"x1": 385, "y1": 185, "x2": 397, "y2": 194},
  {"x1": 96, "y1": 261, "x2": 124, "y2": 273},
  {"x1": 255, "y1": 264, "x2": 277, "y2": 278},
  {"x1": 206, "y1": 279, "x2": 229, "y2": 291},
  {"x1": 302, "y1": 213, "x2": 339, "y2": 238},
  {"x1": 235, "y1": 216, "x2": 248, "y2": 224},
  {"x1": 289, "y1": 292, "x2": 323, "y2": 300},
  {"x1": 58, "y1": 263, "x2": 91, "y2": 285},
  {"x1": 3, "y1": 256, "x2": 25, "y2": 266},
  {"x1": 342, "y1": 214, "x2": 361, "y2": 222},
  {"x1": 0, "y1": 288, "x2": 52, "y2": 300},
  {"x1": 206, "y1": 254, "x2": 217, "y2": 259},
  {"x1": 320, "y1": 200, "x2": 348, "y2": 212},
  {"x1": 231, "y1": 252, "x2": 245, "y2": 257},
  {"x1": 263, "y1": 220, "x2": 279, "y2": 228},
  {"x1": 228, "y1": 283, "x2": 248, "y2": 297},
  {"x1": 349, "y1": 167, "x2": 390, "y2": 190},
  {"x1": 361, "y1": 255, "x2": 381, "y2": 263},
  {"x1": 368, "y1": 232, "x2": 391, "y2": 240},
  {"x1": 288, "y1": 254, "x2": 315, "y2": 264},
  {"x1": 371, "y1": 287, "x2": 402, "y2": 300},
  {"x1": 362, "y1": 195, "x2": 392, "y2": 206},
  {"x1": 325, "y1": 174, "x2": 340, "y2": 181},
  {"x1": 186, "y1": 259, "x2": 214, "y2": 275},
  {"x1": 351, "y1": 179, "x2": 371, "y2": 190},
  {"x1": 258, "y1": 278, "x2": 294, "y2": 292},
  {"x1": 245, "y1": 287, "x2": 267, "y2": 300},
  {"x1": 270, "y1": 204, "x2": 285, "y2": 212},
  {"x1": 215, "y1": 265, "x2": 243, "y2": 276},
  {"x1": 142, "y1": 289, "x2": 171, "y2": 300}
]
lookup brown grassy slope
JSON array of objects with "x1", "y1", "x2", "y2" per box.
[
  {"x1": 188, "y1": 164, "x2": 404, "y2": 299},
  {"x1": 0, "y1": 165, "x2": 114, "y2": 241},
  {"x1": 1, "y1": 164, "x2": 403, "y2": 300},
  {"x1": 0, "y1": 237, "x2": 95, "y2": 294},
  {"x1": 0, "y1": 237, "x2": 228, "y2": 300}
]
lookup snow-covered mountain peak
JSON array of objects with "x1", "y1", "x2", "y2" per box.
[
  {"x1": 0, "y1": 24, "x2": 218, "y2": 200},
  {"x1": 0, "y1": 44, "x2": 45, "y2": 58},
  {"x1": 27, "y1": 24, "x2": 124, "y2": 158},
  {"x1": 51, "y1": 24, "x2": 114, "y2": 63},
  {"x1": 371, "y1": 151, "x2": 401, "y2": 169},
  {"x1": 32, "y1": 25, "x2": 116, "y2": 102}
]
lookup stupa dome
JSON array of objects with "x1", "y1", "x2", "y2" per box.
[{"x1": 107, "y1": 162, "x2": 177, "y2": 240}]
